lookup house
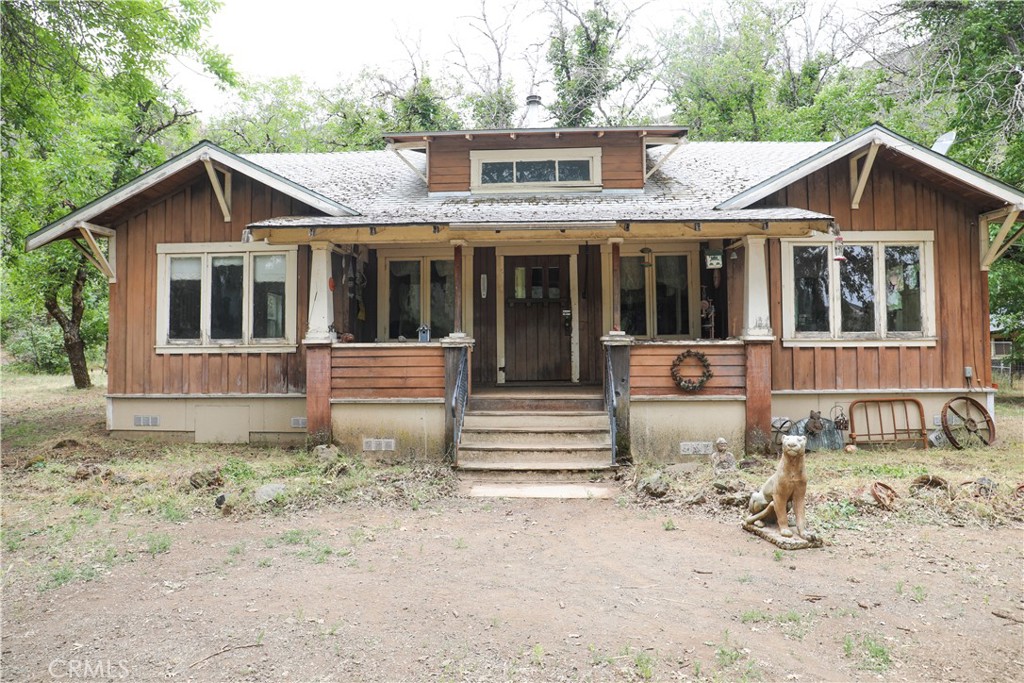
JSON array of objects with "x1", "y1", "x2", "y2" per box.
[{"x1": 26, "y1": 121, "x2": 1024, "y2": 467}]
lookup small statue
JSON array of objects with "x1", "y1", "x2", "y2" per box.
[
  {"x1": 711, "y1": 437, "x2": 736, "y2": 472},
  {"x1": 805, "y1": 410, "x2": 824, "y2": 437},
  {"x1": 745, "y1": 435, "x2": 818, "y2": 542}
]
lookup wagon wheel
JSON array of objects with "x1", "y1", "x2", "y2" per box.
[
  {"x1": 771, "y1": 418, "x2": 792, "y2": 449},
  {"x1": 940, "y1": 396, "x2": 996, "y2": 449}
]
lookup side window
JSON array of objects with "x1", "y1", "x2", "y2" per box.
[{"x1": 618, "y1": 251, "x2": 695, "y2": 338}]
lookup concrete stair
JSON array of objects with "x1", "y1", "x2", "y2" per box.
[{"x1": 455, "y1": 390, "x2": 617, "y2": 497}]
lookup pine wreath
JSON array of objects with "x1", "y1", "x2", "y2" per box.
[{"x1": 671, "y1": 349, "x2": 714, "y2": 392}]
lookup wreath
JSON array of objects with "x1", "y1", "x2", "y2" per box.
[{"x1": 670, "y1": 349, "x2": 714, "y2": 392}]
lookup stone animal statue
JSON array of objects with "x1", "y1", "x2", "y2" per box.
[
  {"x1": 805, "y1": 410, "x2": 824, "y2": 436},
  {"x1": 745, "y1": 435, "x2": 817, "y2": 541}
]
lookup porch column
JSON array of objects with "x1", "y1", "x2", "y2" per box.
[
  {"x1": 609, "y1": 238, "x2": 623, "y2": 331},
  {"x1": 442, "y1": 334, "x2": 475, "y2": 461},
  {"x1": 741, "y1": 236, "x2": 772, "y2": 337},
  {"x1": 304, "y1": 241, "x2": 336, "y2": 444},
  {"x1": 740, "y1": 236, "x2": 774, "y2": 452},
  {"x1": 602, "y1": 333, "x2": 633, "y2": 463},
  {"x1": 453, "y1": 241, "x2": 464, "y2": 333},
  {"x1": 305, "y1": 242, "x2": 336, "y2": 343}
]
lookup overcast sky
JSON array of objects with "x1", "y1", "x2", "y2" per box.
[{"x1": 171, "y1": 0, "x2": 885, "y2": 120}]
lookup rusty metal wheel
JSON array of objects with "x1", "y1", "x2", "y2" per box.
[{"x1": 941, "y1": 396, "x2": 995, "y2": 449}]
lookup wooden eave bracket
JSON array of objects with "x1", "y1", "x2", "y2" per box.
[
  {"x1": 981, "y1": 205, "x2": 1023, "y2": 270},
  {"x1": 849, "y1": 141, "x2": 881, "y2": 209},
  {"x1": 70, "y1": 221, "x2": 116, "y2": 282},
  {"x1": 201, "y1": 153, "x2": 232, "y2": 222},
  {"x1": 644, "y1": 136, "x2": 687, "y2": 180},
  {"x1": 387, "y1": 143, "x2": 428, "y2": 186}
]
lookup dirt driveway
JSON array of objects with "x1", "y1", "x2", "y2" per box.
[{"x1": 4, "y1": 496, "x2": 1022, "y2": 682}]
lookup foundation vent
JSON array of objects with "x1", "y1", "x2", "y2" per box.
[
  {"x1": 133, "y1": 415, "x2": 160, "y2": 427},
  {"x1": 291, "y1": 417, "x2": 308, "y2": 428},
  {"x1": 362, "y1": 438, "x2": 397, "y2": 452}
]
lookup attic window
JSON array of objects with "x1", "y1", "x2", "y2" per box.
[{"x1": 470, "y1": 148, "x2": 602, "y2": 193}]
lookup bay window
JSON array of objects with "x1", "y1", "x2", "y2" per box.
[
  {"x1": 782, "y1": 232, "x2": 934, "y2": 344},
  {"x1": 157, "y1": 243, "x2": 297, "y2": 352}
]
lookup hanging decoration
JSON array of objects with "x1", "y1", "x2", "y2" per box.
[{"x1": 671, "y1": 349, "x2": 714, "y2": 392}]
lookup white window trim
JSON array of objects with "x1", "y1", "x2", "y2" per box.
[
  {"x1": 470, "y1": 147, "x2": 603, "y2": 193},
  {"x1": 619, "y1": 244, "x2": 701, "y2": 340},
  {"x1": 155, "y1": 242, "x2": 298, "y2": 354},
  {"x1": 780, "y1": 231, "x2": 936, "y2": 346},
  {"x1": 375, "y1": 247, "x2": 456, "y2": 341}
]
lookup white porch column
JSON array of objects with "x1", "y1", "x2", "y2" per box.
[
  {"x1": 305, "y1": 241, "x2": 336, "y2": 343},
  {"x1": 741, "y1": 236, "x2": 773, "y2": 338}
]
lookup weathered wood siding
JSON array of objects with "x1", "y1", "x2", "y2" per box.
[
  {"x1": 472, "y1": 247, "x2": 498, "y2": 384},
  {"x1": 577, "y1": 244, "x2": 604, "y2": 383},
  {"x1": 630, "y1": 343, "x2": 746, "y2": 396},
  {"x1": 428, "y1": 132, "x2": 645, "y2": 192},
  {"x1": 768, "y1": 157, "x2": 990, "y2": 391},
  {"x1": 108, "y1": 173, "x2": 317, "y2": 396},
  {"x1": 331, "y1": 345, "x2": 445, "y2": 399}
]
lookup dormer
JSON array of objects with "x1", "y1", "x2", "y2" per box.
[{"x1": 384, "y1": 125, "x2": 687, "y2": 195}]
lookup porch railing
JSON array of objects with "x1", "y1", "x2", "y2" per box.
[
  {"x1": 449, "y1": 344, "x2": 470, "y2": 464},
  {"x1": 605, "y1": 347, "x2": 618, "y2": 464}
]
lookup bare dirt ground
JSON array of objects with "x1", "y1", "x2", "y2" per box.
[{"x1": 2, "y1": 372, "x2": 1023, "y2": 682}]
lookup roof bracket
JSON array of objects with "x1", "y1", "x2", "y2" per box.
[
  {"x1": 644, "y1": 136, "x2": 686, "y2": 180},
  {"x1": 71, "y1": 221, "x2": 116, "y2": 282},
  {"x1": 849, "y1": 142, "x2": 880, "y2": 209},
  {"x1": 981, "y1": 207, "x2": 1022, "y2": 270},
  {"x1": 387, "y1": 143, "x2": 428, "y2": 186},
  {"x1": 202, "y1": 154, "x2": 232, "y2": 222}
]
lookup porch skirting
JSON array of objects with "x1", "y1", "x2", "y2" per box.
[
  {"x1": 630, "y1": 399, "x2": 746, "y2": 462},
  {"x1": 331, "y1": 401, "x2": 446, "y2": 460}
]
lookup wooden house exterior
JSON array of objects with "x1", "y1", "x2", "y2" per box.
[{"x1": 27, "y1": 123, "x2": 1023, "y2": 461}]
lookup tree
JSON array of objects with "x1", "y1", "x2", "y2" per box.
[
  {"x1": 1, "y1": 0, "x2": 234, "y2": 387},
  {"x1": 545, "y1": 0, "x2": 658, "y2": 126}
]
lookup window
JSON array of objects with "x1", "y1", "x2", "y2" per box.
[
  {"x1": 382, "y1": 256, "x2": 455, "y2": 340},
  {"x1": 157, "y1": 243, "x2": 297, "y2": 353},
  {"x1": 619, "y1": 249, "x2": 698, "y2": 338},
  {"x1": 782, "y1": 232, "x2": 935, "y2": 344},
  {"x1": 470, "y1": 148, "x2": 602, "y2": 192}
]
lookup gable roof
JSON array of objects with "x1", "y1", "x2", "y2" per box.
[
  {"x1": 715, "y1": 123, "x2": 1024, "y2": 211},
  {"x1": 25, "y1": 141, "x2": 360, "y2": 252}
]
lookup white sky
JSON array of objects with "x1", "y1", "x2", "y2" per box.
[{"x1": 171, "y1": 0, "x2": 885, "y2": 121}]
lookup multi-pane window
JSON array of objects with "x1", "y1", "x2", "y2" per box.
[
  {"x1": 784, "y1": 233, "x2": 932, "y2": 341},
  {"x1": 619, "y1": 252, "x2": 696, "y2": 338},
  {"x1": 385, "y1": 258, "x2": 455, "y2": 340},
  {"x1": 158, "y1": 243, "x2": 296, "y2": 351},
  {"x1": 471, "y1": 148, "x2": 602, "y2": 192}
]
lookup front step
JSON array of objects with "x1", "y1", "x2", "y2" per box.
[
  {"x1": 458, "y1": 470, "x2": 620, "y2": 499},
  {"x1": 456, "y1": 407, "x2": 614, "y2": 480},
  {"x1": 467, "y1": 396, "x2": 603, "y2": 412}
]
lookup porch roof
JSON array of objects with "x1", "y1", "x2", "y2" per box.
[{"x1": 243, "y1": 141, "x2": 835, "y2": 229}]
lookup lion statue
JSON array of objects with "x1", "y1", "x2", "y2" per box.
[{"x1": 745, "y1": 434, "x2": 817, "y2": 541}]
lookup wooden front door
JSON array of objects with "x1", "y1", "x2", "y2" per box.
[{"x1": 503, "y1": 255, "x2": 572, "y2": 382}]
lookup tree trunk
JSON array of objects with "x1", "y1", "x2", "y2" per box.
[{"x1": 43, "y1": 257, "x2": 92, "y2": 389}]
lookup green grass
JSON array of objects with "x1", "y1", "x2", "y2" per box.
[
  {"x1": 844, "y1": 634, "x2": 891, "y2": 672},
  {"x1": 144, "y1": 532, "x2": 172, "y2": 557}
]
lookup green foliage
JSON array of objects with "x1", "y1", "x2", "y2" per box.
[{"x1": 1, "y1": 0, "x2": 233, "y2": 383}]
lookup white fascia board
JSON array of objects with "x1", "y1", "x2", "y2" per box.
[
  {"x1": 26, "y1": 142, "x2": 359, "y2": 252},
  {"x1": 717, "y1": 125, "x2": 1024, "y2": 211}
]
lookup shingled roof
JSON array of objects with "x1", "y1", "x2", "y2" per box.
[{"x1": 243, "y1": 140, "x2": 836, "y2": 228}]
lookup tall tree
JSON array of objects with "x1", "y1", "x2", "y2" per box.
[
  {"x1": 545, "y1": 0, "x2": 657, "y2": 126},
  {"x1": 1, "y1": 0, "x2": 233, "y2": 387}
]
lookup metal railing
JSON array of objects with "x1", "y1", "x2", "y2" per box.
[
  {"x1": 449, "y1": 345, "x2": 470, "y2": 463},
  {"x1": 605, "y1": 348, "x2": 618, "y2": 464}
]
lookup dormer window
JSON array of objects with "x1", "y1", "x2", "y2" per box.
[{"x1": 470, "y1": 148, "x2": 602, "y2": 193}]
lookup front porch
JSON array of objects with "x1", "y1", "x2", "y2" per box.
[{"x1": 281, "y1": 221, "x2": 808, "y2": 462}]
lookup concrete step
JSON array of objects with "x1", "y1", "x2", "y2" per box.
[
  {"x1": 462, "y1": 411, "x2": 608, "y2": 429},
  {"x1": 459, "y1": 481, "x2": 619, "y2": 499},
  {"x1": 457, "y1": 459, "x2": 615, "y2": 471},
  {"x1": 468, "y1": 396, "x2": 604, "y2": 412},
  {"x1": 460, "y1": 426, "x2": 609, "y2": 445}
]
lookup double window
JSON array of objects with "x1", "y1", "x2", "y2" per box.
[
  {"x1": 470, "y1": 148, "x2": 602, "y2": 192},
  {"x1": 781, "y1": 232, "x2": 935, "y2": 343},
  {"x1": 619, "y1": 249, "x2": 698, "y2": 338},
  {"x1": 156, "y1": 243, "x2": 297, "y2": 352},
  {"x1": 381, "y1": 256, "x2": 456, "y2": 340}
]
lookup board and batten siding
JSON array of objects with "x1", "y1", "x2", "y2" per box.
[
  {"x1": 330, "y1": 346, "x2": 445, "y2": 399},
  {"x1": 427, "y1": 132, "x2": 644, "y2": 193},
  {"x1": 766, "y1": 157, "x2": 991, "y2": 392},
  {"x1": 108, "y1": 174, "x2": 316, "y2": 396},
  {"x1": 630, "y1": 343, "x2": 746, "y2": 396}
]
